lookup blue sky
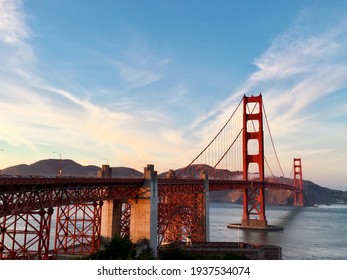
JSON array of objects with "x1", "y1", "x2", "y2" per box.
[{"x1": 0, "y1": 0, "x2": 347, "y2": 190}]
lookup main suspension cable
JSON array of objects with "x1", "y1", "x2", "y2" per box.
[
  {"x1": 263, "y1": 102, "x2": 287, "y2": 180},
  {"x1": 177, "y1": 97, "x2": 243, "y2": 177}
]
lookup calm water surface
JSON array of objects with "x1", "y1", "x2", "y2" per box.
[{"x1": 209, "y1": 202, "x2": 347, "y2": 259}]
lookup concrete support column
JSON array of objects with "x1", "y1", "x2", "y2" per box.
[
  {"x1": 200, "y1": 171, "x2": 210, "y2": 242},
  {"x1": 129, "y1": 164, "x2": 158, "y2": 254},
  {"x1": 149, "y1": 166, "x2": 158, "y2": 254},
  {"x1": 100, "y1": 200, "x2": 122, "y2": 243},
  {"x1": 97, "y1": 164, "x2": 112, "y2": 178},
  {"x1": 98, "y1": 164, "x2": 121, "y2": 244}
]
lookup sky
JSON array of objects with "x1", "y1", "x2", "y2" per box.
[{"x1": 0, "y1": 0, "x2": 347, "y2": 190}]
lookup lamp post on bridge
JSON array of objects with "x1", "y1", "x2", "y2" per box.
[{"x1": 53, "y1": 151, "x2": 62, "y2": 177}]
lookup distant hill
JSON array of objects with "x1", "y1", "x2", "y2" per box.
[
  {"x1": 209, "y1": 179, "x2": 347, "y2": 206},
  {"x1": 1, "y1": 159, "x2": 143, "y2": 178},
  {"x1": 109, "y1": 166, "x2": 143, "y2": 178},
  {"x1": 159, "y1": 164, "x2": 243, "y2": 179},
  {"x1": 1, "y1": 161, "x2": 346, "y2": 206},
  {"x1": 300, "y1": 180, "x2": 347, "y2": 206},
  {"x1": 209, "y1": 181, "x2": 347, "y2": 206}
]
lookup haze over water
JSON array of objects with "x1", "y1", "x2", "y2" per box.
[{"x1": 210, "y1": 202, "x2": 347, "y2": 259}]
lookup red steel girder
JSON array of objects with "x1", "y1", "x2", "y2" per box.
[
  {"x1": 120, "y1": 202, "x2": 131, "y2": 238},
  {"x1": 54, "y1": 202, "x2": 102, "y2": 256},
  {"x1": 0, "y1": 179, "x2": 143, "y2": 218},
  {"x1": 1, "y1": 177, "x2": 294, "y2": 218},
  {"x1": 157, "y1": 180, "x2": 207, "y2": 246},
  {"x1": 0, "y1": 208, "x2": 53, "y2": 259},
  {"x1": 0, "y1": 177, "x2": 145, "y2": 192}
]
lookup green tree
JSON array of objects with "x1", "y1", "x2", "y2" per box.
[
  {"x1": 136, "y1": 246, "x2": 156, "y2": 260},
  {"x1": 89, "y1": 235, "x2": 135, "y2": 260}
]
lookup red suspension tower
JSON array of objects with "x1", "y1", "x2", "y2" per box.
[
  {"x1": 241, "y1": 94, "x2": 267, "y2": 227},
  {"x1": 293, "y1": 158, "x2": 304, "y2": 206}
]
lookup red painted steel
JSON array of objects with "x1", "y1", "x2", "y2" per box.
[
  {"x1": 120, "y1": 202, "x2": 131, "y2": 237},
  {"x1": 0, "y1": 172, "x2": 297, "y2": 259},
  {"x1": 0, "y1": 177, "x2": 144, "y2": 217},
  {"x1": 157, "y1": 179, "x2": 207, "y2": 246},
  {"x1": 242, "y1": 94, "x2": 267, "y2": 227},
  {"x1": 54, "y1": 202, "x2": 103, "y2": 256},
  {"x1": 0, "y1": 176, "x2": 295, "y2": 257},
  {"x1": 293, "y1": 158, "x2": 304, "y2": 206},
  {"x1": 0, "y1": 178, "x2": 143, "y2": 259},
  {"x1": 0, "y1": 208, "x2": 53, "y2": 259}
]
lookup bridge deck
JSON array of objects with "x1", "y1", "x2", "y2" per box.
[{"x1": 0, "y1": 177, "x2": 294, "y2": 217}]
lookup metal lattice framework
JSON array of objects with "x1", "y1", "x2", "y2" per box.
[
  {"x1": 0, "y1": 177, "x2": 144, "y2": 217},
  {"x1": 120, "y1": 202, "x2": 131, "y2": 237},
  {"x1": 157, "y1": 179, "x2": 207, "y2": 246},
  {"x1": 0, "y1": 178, "x2": 143, "y2": 259},
  {"x1": 54, "y1": 202, "x2": 103, "y2": 256},
  {"x1": 0, "y1": 208, "x2": 53, "y2": 259}
]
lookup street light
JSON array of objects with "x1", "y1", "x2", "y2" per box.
[{"x1": 53, "y1": 151, "x2": 62, "y2": 177}]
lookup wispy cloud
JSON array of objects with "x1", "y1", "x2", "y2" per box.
[
  {"x1": 112, "y1": 38, "x2": 171, "y2": 88},
  {"x1": 192, "y1": 13, "x2": 347, "y2": 130},
  {"x1": 0, "y1": 0, "x2": 33, "y2": 64},
  {"x1": 189, "y1": 11, "x2": 347, "y2": 187},
  {"x1": 0, "y1": 0, "x2": 183, "y2": 170},
  {"x1": 0, "y1": 0, "x2": 29, "y2": 45},
  {"x1": 252, "y1": 19, "x2": 347, "y2": 120},
  {"x1": 166, "y1": 84, "x2": 188, "y2": 104},
  {"x1": 114, "y1": 61, "x2": 162, "y2": 88}
]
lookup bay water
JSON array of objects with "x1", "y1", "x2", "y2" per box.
[{"x1": 209, "y1": 202, "x2": 347, "y2": 259}]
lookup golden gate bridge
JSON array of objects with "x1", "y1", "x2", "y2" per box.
[{"x1": 0, "y1": 94, "x2": 304, "y2": 259}]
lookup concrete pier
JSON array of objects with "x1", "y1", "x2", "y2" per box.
[
  {"x1": 227, "y1": 223, "x2": 283, "y2": 231},
  {"x1": 129, "y1": 165, "x2": 158, "y2": 254},
  {"x1": 100, "y1": 199, "x2": 123, "y2": 243},
  {"x1": 98, "y1": 165, "x2": 124, "y2": 243},
  {"x1": 99, "y1": 164, "x2": 158, "y2": 253}
]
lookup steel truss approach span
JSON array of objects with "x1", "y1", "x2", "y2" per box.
[
  {"x1": 0, "y1": 177, "x2": 294, "y2": 219},
  {"x1": 157, "y1": 179, "x2": 208, "y2": 246},
  {"x1": 0, "y1": 177, "x2": 145, "y2": 217}
]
